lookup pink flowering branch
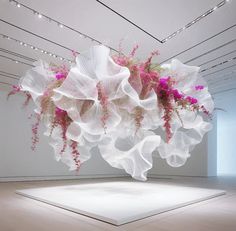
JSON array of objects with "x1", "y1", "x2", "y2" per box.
[
  {"x1": 155, "y1": 77, "x2": 174, "y2": 142},
  {"x1": 70, "y1": 141, "x2": 80, "y2": 171},
  {"x1": 129, "y1": 44, "x2": 139, "y2": 58},
  {"x1": 97, "y1": 82, "x2": 109, "y2": 133},
  {"x1": 31, "y1": 112, "x2": 41, "y2": 151},
  {"x1": 7, "y1": 85, "x2": 21, "y2": 99}
]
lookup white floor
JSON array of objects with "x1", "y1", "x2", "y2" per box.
[{"x1": 16, "y1": 180, "x2": 225, "y2": 225}]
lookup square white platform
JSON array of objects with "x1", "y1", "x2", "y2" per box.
[{"x1": 16, "y1": 181, "x2": 225, "y2": 225}]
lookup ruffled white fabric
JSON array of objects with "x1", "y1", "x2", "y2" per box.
[
  {"x1": 19, "y1": 60, "x2": 55, "y2": 112},
  {"x1": 53, "y1": 46, "x2": 130, "y2": 136},
  {"x1": 99, "y1": 130, "x2": 160, "y2": 181},
  {"x1": 19, "y1": 46, "x2": 214, "y2": 181},
  {"x1": 158, "y1": 59, "x2": 214, "y2": 167}
]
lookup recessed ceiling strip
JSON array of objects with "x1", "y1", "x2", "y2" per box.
[
  {"x1": 161, "y1": 24, "x2": 236, "y2": 63},
  {"x1": 185, "y1": 39, "x2": 236, "y2": 64},
  {"x1": 96, "y1": 0, "x2": 230, "y2": 43},
  {"x1": 201, "y1": 56, "x2": 236, "y2": 72},
  {"x1": 0, "y1": 47, "x2": 36, "y2": 62},
  {"x1": 208, "y1": 71, "x2": 236, "y2": 85},
  {"x1": 213, "y1": 87, "x2": 236, "y2": 95},
  {"x1": 0, "y1": 81, "x2": 13, "y2": 86},
  {"x1": 0, "y1": 54, "x2": 34, "y2": 67},
  {"x1": 0, "y1": 70, "x2": 20, "y2": 78},
  {"x1": 199, "y1": 49, "x2": 236, "y2": 67},
  {"x1": 9, "y1": 0, "x2": 119, "y2": 53},
  {"x1": 0, "y1": 33, "x2": 73, "y2": 63},
  {"x1": 96, "y1": 0, "x2": 163, "y2": 43},
  {"x1": 162, "y1": 0, "x2": 230, "y2": 42},
  {"x1": 0, "y1": 73, "x2": 19, "y2": 80},
  {"x1": 0, "y1": 18, "x2": 74, "y2": 52},
  {"x1": 202, "y1": 63, "x2": 236, "y2": 77}
]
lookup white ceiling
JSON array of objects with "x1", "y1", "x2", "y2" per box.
[{"x1": 0, "y1": 0, "x2": 236, "y2": 95}]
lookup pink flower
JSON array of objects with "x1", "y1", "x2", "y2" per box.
[
  {"x1": 55, "y1": 107, "x2": 67, "y2": 118},
  {"x1": 55, "y1": 73, "x2": 66, "y2": 80},
  {"x1": 7, "y1": 85, "x2": 21, "y2": 99},
  {"x1": 140, "y1": 71, "x2": 152, "y2": 85},
  {"x1": 159, "y1": 77, "x2": 170, "y2": 89},
  {"x1": 195, "y1": 85, "x2": 204, "y2": 90},
  {"x1": 186, "y1": 96, "x2": 198, "y2": 104},
  {"x1": 149, "y1": 71, "x2": 159, "y2": 81},
  {"x1": 129, "y1": 44, "x2": 139, "y2": 57},
  {"x1": 96, "y1": 82, "x2": 109, "y2": 132},
  {"x1": 172, "y1": 89, "x2": 183, "y2": 99},
  {"x1": 113, "y1": 56, "x2": 129, "y2": 66}
]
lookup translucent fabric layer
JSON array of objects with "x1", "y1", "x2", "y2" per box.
[{"x1": 19, "y1": 45, "x2": 214, "y2": 181}]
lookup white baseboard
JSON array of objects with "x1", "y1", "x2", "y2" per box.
[
  {"x1": 0, "y1": 174, "x2": 129, "y2": 182},
  {"x1": 0, "y1": 174, "x2": 214, "y2": 183},
  {"x1": 149, "y1": 174, "x2": 212, "y2": 178}
]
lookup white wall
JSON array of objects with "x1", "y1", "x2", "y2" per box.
[
  {"x1": 215, "y1": 89, "x2": 236, "y2": 176},
  {"x1": 0, "y1": 90, "x2": 127, "y2": 181},
  {"x1": 207, "y1": 112, "x2": 217, "y2": 176}
]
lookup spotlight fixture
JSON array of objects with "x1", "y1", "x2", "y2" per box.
[{"x1": 37, "y1": 13, "x2": 42, "y2": 19}]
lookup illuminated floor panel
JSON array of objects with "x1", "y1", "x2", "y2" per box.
[{"x1": 16, "y1": 181, "x2": 225, "y2": 225}]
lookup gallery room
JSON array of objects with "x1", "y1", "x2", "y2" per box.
[{"x1": 0, "y1": 0, "x2": 236, "y2": 230}]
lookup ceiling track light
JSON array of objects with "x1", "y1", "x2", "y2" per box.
[
  {"x1": 208, "y1": 74, "x2": 235, "y2": 86},
  {"x1": 9, "y1": 0, "x2": 119, "y2": 53},
  {"x1": 0, "y1": 81, "x2": 14, "y2": 86},
  {"x1": 161, "y1": 0, "x2": 230, "y2": 43},
  {"x1": 0, "y1": 54, "x2": 33, "y2": 66},
  {"x1": 201, "y1": 56, "x2": 236, "y2": 73},
  {"x1": 0, "y1": 33, "x2": 73, "y2": 63}
]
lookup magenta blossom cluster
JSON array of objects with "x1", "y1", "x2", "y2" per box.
[{"x1": 113, "y1": 48, "x2": 209, "y2": 142}]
